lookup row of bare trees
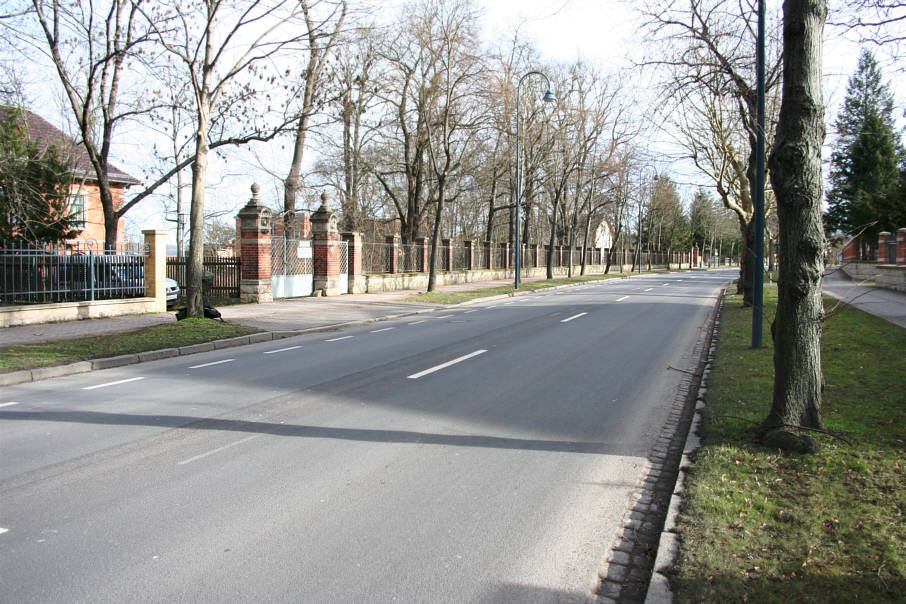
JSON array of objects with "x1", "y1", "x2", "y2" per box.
[{"x1": 3, "y1": 0, "x2": 754, "y2": 316}]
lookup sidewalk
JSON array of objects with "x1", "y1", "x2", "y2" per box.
[
  {"x1": 822, "y1": 268, "x2": 906, "y2": 329},
  {"x1": 0, "y1": 274, "x2": 556, "y2": 346}
]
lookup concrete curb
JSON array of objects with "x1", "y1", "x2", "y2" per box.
[
  {"x1": 643, "y1": 292, "x2": 724, "y2": 604},
  {"x1": 0, "y1": 272, "x2": 678, "y2": 388}
]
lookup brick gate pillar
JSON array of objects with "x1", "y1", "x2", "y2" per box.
[
  {"x1": 897, "y1": 228, "x2": 906, "y2": 266},
  {"x1": 386, "y1": 235, "x2": 400, "y2": 273},
  {"x1": 463, "y1": 240, "x2": 474, "y2": 270},
  {"x1": 142, "y1": 229, "x2": 167, "y2": 312},
  {"x1": 878, "y1": 232, "x2": 891, "y2": 264},
  {"x1": 236, "y1": 184, "x2": 273, "y2": 303},
  {"x1": 311, "y1": 192, "x2": 341, "y2": 296},
  {"x1": 342, "y1": 231, "x2": 365, "y2": 293}
]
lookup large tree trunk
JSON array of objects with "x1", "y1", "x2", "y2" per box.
[
  {"x1": 186, "y1": 105, "x2": 210, "y2": 319},
  {"x1": 762, "y1": 0, "x2": 827, "y2": 453}
]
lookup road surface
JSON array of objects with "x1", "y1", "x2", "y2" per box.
[{"x1": 0, "y1": 269, "x2": 731, "y2": 603}]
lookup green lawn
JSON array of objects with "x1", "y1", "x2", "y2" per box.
[
  {"x1": 671, "y1": 288, "x2": 906, "y2": 602},
  {"x1": 0, "y1": 318, "x2": 261, "y2": 373}
]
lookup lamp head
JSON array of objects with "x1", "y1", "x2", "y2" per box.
[{"x1": 542, "y1": 90, "x2": 556, "y2": 103}]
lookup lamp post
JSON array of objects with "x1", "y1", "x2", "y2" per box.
[{"x1": 515, "y1": 71, "x2": 556, "y2": 289}]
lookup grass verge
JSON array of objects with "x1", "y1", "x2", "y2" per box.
[
  {"x1": 671, "y1": 287, "x2": 906, "y2": 602},
  {"x1": 401, "y1": 272, "x2": 635, "y2": 305},
  {"x1": 0, "y1": 318, "x2": 261, "y2": 373}
]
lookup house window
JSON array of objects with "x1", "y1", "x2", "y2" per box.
[{"x1": 69, "y1": 193, "x2": 86, "y2": 230}]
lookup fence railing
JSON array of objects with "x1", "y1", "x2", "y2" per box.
[
  {"x1": 166, "y1": 256, "x2": 241, "y2": 300},
  {"x1": 1, "y1": 240, "x2": 147, "y2": 305}
]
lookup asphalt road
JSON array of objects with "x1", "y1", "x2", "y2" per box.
[{"x1": 0, "y1": 269, "x2": 732, "y2": 603}]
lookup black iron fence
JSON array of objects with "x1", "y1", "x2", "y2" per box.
[
  {"x1": 166, "y1": 256, "x2": 241, "y2": 301},
  {"x1": 1, "y1": 240, "x2": 146, "y2": 305}
]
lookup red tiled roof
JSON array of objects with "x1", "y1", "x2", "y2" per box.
[{"x1": 1, "y1": 106, "x2": 140, "y2": 186}]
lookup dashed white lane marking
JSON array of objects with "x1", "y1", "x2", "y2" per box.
[
  {"x1": 82, "y1": 377, "x2": 145, "y2": 390},
  {"x1": 325, "y1": 336, "x2": 354, "y2": 342},
  {"x1": 436, "y1": 315, "x2": 455, "y2": 319},
  {"x1": 407, "y1": 350, "x2": 488, "y2": 380},
  {"x1": 0, "y1": 528, "x2": 7, "y2": 535},
  {"x1": 177, "y1": 434, "x2": 261, "y2": 465},
  {"x1": 560, "y1": 312, "x2": 588, "y2": 323},
  {"x1": 644, "y1": 288, "x2": 653, "y2": 292},
  {"x1": 503, "y1": 301, "x2": 515, "y2": 305},
  {"x1": 371, "y1": 327, "x2": 394, "y2": 333},
  {"x1": 263, "y1": 345, "x2": 301, "y2": 355},
  {"x1": 463, "y1": 310, "x2": 478, "y2": 314},
  {"x1": 616, "y1": 295, "x2": 629, "y2": 302},
  {"x1": 188, "y1": 359, "x2": 235, "y2": 369},
  {"x1": 662, "y1": 283, "x2": 669, "y2": 286},
  {"x1": 0, "y1": 402, "x2": 20, "y2": 408},
  {"x1": 408, "y1": 320, "x2": 427, "y2": 325}
]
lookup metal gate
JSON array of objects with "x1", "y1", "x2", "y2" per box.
[
  {"x1": 885, "y1": 236, "x2": 897, "y2": 264},
  {"x1": 271, "y1": 238, "x2": 313, "y2": 298},
  {"x1": 338, "y1": 240, "x2": 349, "y2": 294}
]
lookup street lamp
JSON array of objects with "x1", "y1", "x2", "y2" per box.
[{"x1": 515, "y1": 71, "x2": 556, "y2": 289}]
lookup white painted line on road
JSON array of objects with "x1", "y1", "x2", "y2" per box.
[
  {"x1": 408, "y1": 320, "x2": 427, "y2": 325},
  {"x1": 436, "y1": 315, "x2": 455, "y2": 319},
  {"x1": 0, "y1": 402, "x2": 19, "y2": 408},
  {"x1": 560, "y1": 312, "x2": 588, "y2": 323},
  {"x1": 371, "y1": 327, "x2": 394, "y2": 333},
  {"x1": 325, "y1": 336, "x2": 354, "y2": 342},
  {"x1": 82, "y1": 377, "x2": 145, "y2": 390},
  {"x1": 644, "y1": 288, "x2": 653, "y2": 292},
  {"x1": 463, "y1": 310, "x2": 478, "y2": 314},
  {"x1": 504, "y1": 301, "x2": 515, "y2": 305},
  {"x1": 616, "y1": 296, "x2": 629, "y2": 302},
  {"x1": 263, "y1": 345, "x2": 301, "y2": 355},
  {"x1": 0, "y1": 527, "x2": 7, "y2": 535},
  {"x1": 407, "y1": 350, "x2": 487, "y2": 380},
  {"x1": 551, "y1": 312, "x2": 561, "y2": 317},
  {"x1": 188, "y1": 359, "x2": 235, "y2": 369},
  {"x1": 177, "y1": 434, "x2": 261, "y2": 465},
  {"x1": 662, "y1": 283, "x2": 669, "y2": 286}
]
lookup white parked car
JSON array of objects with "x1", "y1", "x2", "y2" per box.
[{"x1": 166, "y1": 278, "x2": 181, "y2": 308}]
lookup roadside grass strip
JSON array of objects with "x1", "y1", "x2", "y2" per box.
[
  {"x1": 0, "y1": 319, "x2": 260, "y2": 374},
  {"x1": 671, "y1": 288, "x2": 906, "y2": 603}
]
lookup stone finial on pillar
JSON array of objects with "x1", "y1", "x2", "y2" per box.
[
  {"x1": 237, "y1": 183, "x2": 273, "y2": 303},
  {"x1": 311, "y1": 192, "x2": 342, "y2": 296}
]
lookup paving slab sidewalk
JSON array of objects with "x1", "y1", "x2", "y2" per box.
[{"x1": 822, "y1": 268, "x2": 906, "y2": 329}]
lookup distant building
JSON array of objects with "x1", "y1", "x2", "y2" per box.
[{"x1": 2, "y1": 107, "x2": 139, "y2": 247}]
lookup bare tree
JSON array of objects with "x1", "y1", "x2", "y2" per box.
[
  {"x1": 145, "y1": 0, "x2": 305, "y2": 317},
  {"x1": 642, "y1": 0, "x2": 783, "y2": 306},
  {"x1": 762, "y1": 0, "x2": 827, "y2": 453},
  {"x1": 281, "y1": 0, "x2": 347, "y2": 233}
]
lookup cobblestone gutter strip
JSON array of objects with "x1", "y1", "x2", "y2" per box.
[{"x1": 592, "y1": 289, "x2": 724, "y2": 604}]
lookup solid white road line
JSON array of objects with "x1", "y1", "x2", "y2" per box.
[
  {"x1": 188, "y1": 359, "x2": 235, "y2": 369},
  {"x1": 560, "y1": 312, "x2": 588, "y2": 323},
  {"x1": 616, "y1": 296, "x2": 629, "y2": 302},
  {"x1": 325, "y1": 336, "x2": 354, "y2": 342},
  {"x1": 177, "y1": 434, "x2": 261, "y2": 465},
  {"x1": 82, "y1": 377, "x2": 145, "y2": 390},
  {"x1": 371, "y1": 327, "x2": 394, "y2": 333},
  {"x1": 263, "y1": 345, "x2": 301, "y2": 355},
  {"x1": 0, "y1": 402, "x2": 19, "y2": 408},
  {"x1": 407, "y1": 350, "x2": 487, "y2": 380}
]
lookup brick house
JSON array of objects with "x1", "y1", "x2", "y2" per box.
[{"x1": 2, "y1": 107, "x2": 139, "y2": 247}]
